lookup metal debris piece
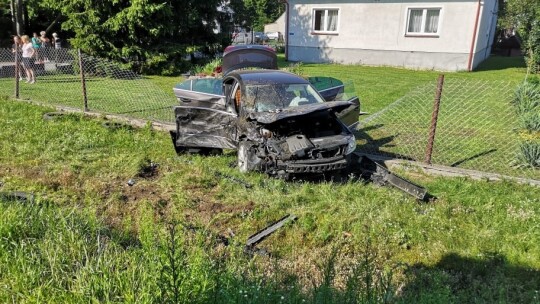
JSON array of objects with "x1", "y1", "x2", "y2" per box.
[
  {"x1": 102, "y1": 121, "x2": 133, "y2": 130},
  {"x1": 213, "y1": 171, "x2": 253, "y2": 189},
  {"x1": 245, "y1": 214, "x2": 297, "y2": 251},
  {"x1": 138, "y1": 160, "x2": 159, "y2": 178},
  {"x1": 42, "y1": 112, "x2": 65, "y2": 120},
  {"x1": 127, "y1": 179, "x2": 136, "y2": 186},
  {"x1": 355, "y1": 155, "x2": 428, "y2": 201},
  {"x1": 0, "y1": 191, "x2": 35, "y2": 203}
]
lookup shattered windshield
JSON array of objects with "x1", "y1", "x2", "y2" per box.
[{"x1": 245, "y1": 83, "x2": 325, "y2": 112}]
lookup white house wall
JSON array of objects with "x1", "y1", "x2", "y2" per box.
[
  {"x1": 287, "y1": 0, "x2": 496, "y2": 71},
  {"x1": 470, "y1": 0, "x2": 498, "y2": 69},
  {"x1": 265, "y1": 12, "x2": 286, "y2": 34}
]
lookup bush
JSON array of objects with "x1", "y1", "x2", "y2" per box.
[
  {"x1": 283, "y1": 62, "x2": 306, "y2": 78},
  {"x1": 512, "y1": 81, "x2": 540, "y2": 167},
  {"x1": 520, "y1": 112, "x2": 540, "y2": 131},
  {"x1": 191, "y1": 58, "x2": 222, "y2": 76},
  {"x1": 515, "y1": 141, "x2": 540, "y2": 168},
  {"x1": 512, "y1": 81, "x2": 540, "y2": 115}
]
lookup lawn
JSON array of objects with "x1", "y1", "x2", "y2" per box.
[
  {"x1": 0, "y1": 54, "x2": 527, "y2": 117},
  {"x1": 1, "y1": 97, "x2": 539, "y2": 303},
  {"x1": 0, "y1": 54, "x2": 536, "y2": 179}
]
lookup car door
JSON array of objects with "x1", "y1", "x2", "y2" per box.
[
  {"x1": 172, "y1": 78, "x2": 237, "y2": 150},
  {"x1": 308, "y1": 76, "x2": 360, "y2": 129}
]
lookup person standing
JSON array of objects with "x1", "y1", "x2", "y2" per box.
[
  {"x1": 52, "y1": 32, "x2": 63, "y2": 63},
  {"x1": 52, "y1": 33, "x2": 62, "y2": 49},
  {"x1": 32, "y1": 32, "x2": 42, "y2": 63},
  {"x1": 21, "y1": 35, "x2": 36, "y2": 84},
  {"x1": 11, "y1": 35, "x2": 24, "y2": 81},
  {"x1": 39, "y1": 31, "x2": 51, "y2": 62}
]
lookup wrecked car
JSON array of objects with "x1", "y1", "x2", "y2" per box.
[{"x1": 171, "y1": 45, "x2": 360, "y2": 176}]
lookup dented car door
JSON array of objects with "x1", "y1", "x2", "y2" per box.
[{"x1": 173, "y1": 78, "x2": 237, "y2": 150}]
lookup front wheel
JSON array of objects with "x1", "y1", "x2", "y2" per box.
[{"x1": 237, "y1": 141, "x2": 260, "y2": 173}]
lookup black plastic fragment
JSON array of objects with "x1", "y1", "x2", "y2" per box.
[
  {"x1": 102, "y1": 121, "x2": 133, "y2": 130},
  {"x1": 0, "y1": 191, "x2": 35, "y2": 203},
  {"x1": 245, "y1": 214, "x2": 297, "y2": 256},
  {"x1": 354, "y1": 155, "x2": 429, "y2": 201},
  {"x1": 214, "y1": 171, "x2": 253, "y2": 189},
  {"x1": 42, "y1": 112, "x2": 65, "y2": 120},
  {"x1": 138, "y1": 160, "x2": 159, "y2": 178}
]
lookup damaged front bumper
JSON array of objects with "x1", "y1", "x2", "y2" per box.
[{"x1": 275, "y1": 155, "x2": 349, "y2": 174}]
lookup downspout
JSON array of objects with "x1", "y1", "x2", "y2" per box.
[
  {"x1": 284, "y1": 0, "x2": 290, "y2": 61},
  {"x1": 467, "y1": 0, "x2": 482, "y2": 71}
]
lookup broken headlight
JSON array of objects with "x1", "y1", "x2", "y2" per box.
[{"x1": 345, "y1": 136, "x2": 357, "y2": 155}]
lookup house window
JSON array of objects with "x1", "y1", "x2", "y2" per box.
[
  {"x1": 406, "y1": 8, "x2": 441, "y2": 35},
  {"x1": 313, "y1": 8, "x2": 339, "y2": 33}
]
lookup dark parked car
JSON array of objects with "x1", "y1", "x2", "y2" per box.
[{"x1": 172, "y1": 45, "x2": 360, "y2": 176}]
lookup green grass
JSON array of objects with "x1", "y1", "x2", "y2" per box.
[
  {"x1": 0, "y1": 54, "x2": 527, "y2": 120},
  {"x1": 0, "y1": 73, "x2": 177, "y2": 123},
  {"x1": 1, "y1": 96, "x2": 540, "y2": 302},
  {"x1": 277, "y1": 54, "x2": 528, "y2": 113}
]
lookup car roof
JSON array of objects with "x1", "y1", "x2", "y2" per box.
[{"x1": 229, "y1": 70, "x2": 310, "y2": 86}]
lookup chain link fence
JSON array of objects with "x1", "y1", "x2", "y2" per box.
[
  {"x1": 0, "y1": 47, "x2": 538, "y2": 181},
  {"x1": 355, "y1": 77, "x2": 539, "y2": 180},
  {"x1": 0, "y1": 47, "x2": 176, "y2": 124}
]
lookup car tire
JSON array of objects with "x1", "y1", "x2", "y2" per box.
[{"x1": 238, "y1": 141, "x2": 260, "y2": 173}]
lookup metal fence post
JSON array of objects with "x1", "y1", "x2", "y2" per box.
[
  {"x1": 78, "y1": 49, "x2": 88, "y2": 111},
  {"x1": 425, "y1": 74, "x2": 445, "y2": 165},
  {"x1": 14, "y1": 51, "x2": 20, "y2": 99}
]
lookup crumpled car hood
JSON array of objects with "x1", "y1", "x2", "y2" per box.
[{"x1": 248, "y1": 101, "x2": 353, "y2": 124}]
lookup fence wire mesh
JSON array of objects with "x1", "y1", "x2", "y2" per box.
[
  {"x1": 356, "y1": 78, "x2": 539, "y2": 180},
  {"x1": 0, "y1": 47, "x2": 538, "y2": 181},
  {"x1": 0, "y1": 48, "x2": 176, "y2": 124}
]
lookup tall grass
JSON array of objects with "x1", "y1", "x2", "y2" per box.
[
  {"x1": 1, "y1": 97, "x2": 540, "y2": 302},
  {"x1": 0, "y1": 197, "x2": 397, "y2": 303},
  {"x1": 512, "y1": 81, "x2": 540, "y2": 167},
  {"x1": 512, "y1": 81, "x2": 540, "y2": 116}
]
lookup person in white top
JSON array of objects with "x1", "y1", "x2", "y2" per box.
[{"x1": 20, "y1": 35, "x2": 36, "y2": 84}]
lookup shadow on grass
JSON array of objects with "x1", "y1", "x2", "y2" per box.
[
  {"x1": 398, "y1": 252, "x2": 540, "y2": 303},
  {"x1": 474, "y1": 55, "x2": 526, "y2": 72},
  {"x1": 353, "y1": 124, "x2": 413, "y2": 161},
  {"x1": 450, "y1": 148, "x2": 497, "y2": 167}
]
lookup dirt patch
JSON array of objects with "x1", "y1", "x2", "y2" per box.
[
  {"x1": 185, "y1": 196, "x2": 256, "y2": 229},
  {"x1": 197, "y1": 200, "x2": 255, "y2": 215}
]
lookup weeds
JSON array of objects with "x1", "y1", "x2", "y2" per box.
[
  {"x1": 512, "y1": 81, "x2": 540, "y2": 167},
  {"x1": 515, "y1": 141, "x2": 540, "y2": 168},
  {"x1": 1, "y1": 97, "x2": 540, "y2": 302},
  {"x1": 512, "y1": 81, "x2": 540, "y2": 115},
  {"x1": 520, "y1": 112, "x2": 540, "y2": 131},
  {"x1": 158, "y1": 222, "x2": 187, "y2": 303},
  {"x1": 284, "y1": 62, "x2": 306, "y2": 77},
  {"x1": 0, "y1": 197, "x2": 401, "y2": 303},
  {"x1": 191, "y1": 58, "x2": 223, "y2": 76}
]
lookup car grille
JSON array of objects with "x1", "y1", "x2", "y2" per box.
[{"x1": 284, "y1": 158, "x2": 348, "y2": 173}]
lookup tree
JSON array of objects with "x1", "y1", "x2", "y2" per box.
[
  {"x1": 229, "y1": 0, "x2": 284, "y2": 31},
  {"x1": 39, "y1": 0, "x2": 231, "y2": 74},
  {"x1": 500, "y1": 0, "x2": 540, "y2": 73}
]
